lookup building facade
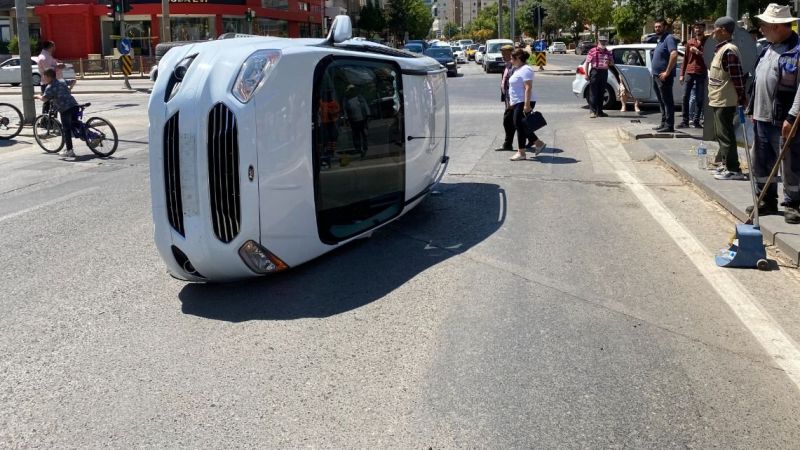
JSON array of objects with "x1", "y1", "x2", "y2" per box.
[{"x1": 29, "y1": 0, "x2": 324, "y2": 59}]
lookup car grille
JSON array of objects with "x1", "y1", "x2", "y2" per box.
[
  {"x1": 163, "y1": 112, "x2": 184, "y2": 236},
  {"x1": 207, "y1": 103, "x2": 241, "y2": 243}
]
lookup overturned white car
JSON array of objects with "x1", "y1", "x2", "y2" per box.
[{"x1": 148, "y1": 16, "x2": 449, "y2": 282}]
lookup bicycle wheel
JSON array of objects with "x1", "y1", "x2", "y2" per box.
[
  {"x1": 85, "y1": 117, "x2": 118, "y2": 157},
  {"x1": 0, "y1": 103, "x2": 23, "y2": 139},
  {"x1": 33, "y1": 114, "x2": 64, "y2": 153}
]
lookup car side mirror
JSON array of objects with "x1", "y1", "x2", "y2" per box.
[{"x1": 326, "y1": 15, "x2": 353, "y2": 45}]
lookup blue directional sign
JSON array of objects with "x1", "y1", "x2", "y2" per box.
[
  {"x1": 118, "y1": 38, "x2": 132, "y2": 55},
  {"x1": 533, "y1": 39, "x2": 547, "y2": 52}
]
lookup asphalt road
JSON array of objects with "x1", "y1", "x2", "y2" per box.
[{"x1": 2, "y1": 55, "x2": 800, "y2": 447}]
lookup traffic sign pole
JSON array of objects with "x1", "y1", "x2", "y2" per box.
[{"x1": 120, "y1": 10, "x2": 131, "y2": 89}]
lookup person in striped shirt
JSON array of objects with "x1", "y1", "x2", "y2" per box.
[{"x1": 583, "y1": 38, "x2": 614, "y2": 118}]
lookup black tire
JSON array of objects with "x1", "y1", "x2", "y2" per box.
[
  {"x1": 33, "y1": 114, "x2": 65, "y2": 153},
  {"x1": 11, "y1": 83, "x2": 19, "y2": 87},
  {"x1": 0, "y1": 103, "x2": 24, "y2": 139},
  {"x1": 85, "y1": 117, "x2": 119, "y2": 157},
  {"x1": 31, "y1": 74, "x2": 41, "y2": 86},
  {"x1": 584, "y1": 84, "x2": 619, "y2": 110}
]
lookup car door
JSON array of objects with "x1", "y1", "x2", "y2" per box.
[
  {"x1": 614, "y1": 48, "x2": 652, "y2": 100},
  {"x1": 672, "y1": 51, "x2": 685, "y2": 103},
  {"x1": 0, "y1": 59, "x2": 21, "y2": 85}
]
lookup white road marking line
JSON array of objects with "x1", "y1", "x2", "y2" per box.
[
  {"x1": 588, "y1": 135, "x2": 800, "y2": 391},
  {"x1": 0, "y1": 186, "x2": 99, "y2": 224}
]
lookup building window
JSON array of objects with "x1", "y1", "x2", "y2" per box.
[
  {"x1": 222, "y1": 18, "x2": 245, "y2": 34},
  {"x1": 254, "y1": 18, "x2": 288, "y2": 36},
  {"x1": 171, "y1": 17, "x2": 213, "y2": 41},
  {"x1": 298, "y1": 1, "x2": 309, "y2": 11},
  {"x1": 312, "y1": 57, "x2": 405, "y2": 243},
  {"x1": 262, "y1": 0, "x2": 289, "y2": 10},
  {"x1": 299, "y1": 22, "x2": 322, "y2": 37}
]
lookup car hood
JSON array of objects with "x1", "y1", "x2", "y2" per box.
[{"x1": 430, "y1": 56, "x2": 454, "y2": 64}]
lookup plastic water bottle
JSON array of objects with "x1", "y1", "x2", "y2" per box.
[{"x1": 696, "y1": 142, "x2": 708, "y2": 169}]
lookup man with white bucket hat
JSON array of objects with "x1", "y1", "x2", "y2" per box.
[{"x1": 746, "y1": 3, "x2": 800, "y2": 223}]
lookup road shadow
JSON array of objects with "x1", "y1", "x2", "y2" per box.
[
  {"x1": 533, "y1": 150, "x2": 579, "y2": 164},
  {"x1": 178, "y1": 181, "x2": 506, "y2": 322}
]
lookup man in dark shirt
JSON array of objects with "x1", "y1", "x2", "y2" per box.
[
  {"x1": 36, "y1": 68, "x2": 79, "y2": 158},
  {"x1": 651, "y1": 18, "x2": 679, "y2": 132},
  {"x1": 679, "y1": 23, "x2": 708, "y2": 128}
]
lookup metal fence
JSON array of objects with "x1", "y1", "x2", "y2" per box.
[{"x1": 61, "y1": 56, "x2": 157, "y2": 78}]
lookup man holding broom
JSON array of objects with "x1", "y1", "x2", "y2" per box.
[{"x1": 748, "y1": 4, "x2": 800, "y2": 224}]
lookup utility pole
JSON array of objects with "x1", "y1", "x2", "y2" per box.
[
  {"x1": 509, "y1": 0, "x2": 515, "y2": 43},
  {"x1": 162, "y1": 0, "x2": 170, "y2": 42},
  {"x1": 14, "y1": 0, "x2": 36, "y2": 124},
  {"x1": 537, "y1": 4, "x2": 541, "y2": 42},
  {"x1": 497, "y1": 0, "x2": 503, "y2": 39},
  {"x1": 726, "y1": 0, "x2": 738, "y2": 21}
]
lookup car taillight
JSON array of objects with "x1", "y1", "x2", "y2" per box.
[{"x1": 576, "y1": 66, "x2": 586, "y2": 75}]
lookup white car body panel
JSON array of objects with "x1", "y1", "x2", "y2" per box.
[
  {"x1": 0, "y1": 57, "x2": 76, "y2": 85},
  {"x1": 483, "y1": 39, "x2": 514, "y2": 73},
  {"x1": 571, "y1": 44, "x2": 684, "y2": 106},
  {"x1": 148, "y1": 35, "x2": 448, "y2": 281}
]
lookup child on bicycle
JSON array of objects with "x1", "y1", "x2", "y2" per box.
[{"x1": 35, "y1": 68, "x2": 79, "y2": 158}]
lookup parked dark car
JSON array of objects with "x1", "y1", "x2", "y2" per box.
[
  {"x1": 575, "y1": 41, "x2": 596, "y2": 55},
  {"x1": 402, "y1": 43, "x2": 425, "y2": 54},
  {"x1": 424, "y1": 47, "x2": 458, "y2": 77}
]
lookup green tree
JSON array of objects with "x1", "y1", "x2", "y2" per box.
[
  {"x1": 359, "y1": 0, "x2": 386, "y2": 37},
  {"x1": 612, "y1": 5, "x2": 642, "y2": 43},
  {"x1": 386, "y1": 0, "x2": 433, "y2": 41},
  {"x1": 443, "y1": 21, "x2": 460, "y2": 39},
  {"x1": 8, "y1": 35, "x2": 39, "y2": 55},
  {"x1": 465, "y1": 2, "x2": 510, "y2": 39},
  {"x1": 570, "y1": 0, "x2": 613, "y2": 39}
]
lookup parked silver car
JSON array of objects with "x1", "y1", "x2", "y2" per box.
[
  {"x1": 571, "y1": 44, "x2": 684, "y2": 109},
  {"x1": 0, "y1": 57, "x2": 76, "y2": 86}
]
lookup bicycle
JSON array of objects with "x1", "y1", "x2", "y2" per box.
[
  {"x1": 33, "y1": 103, "x2": 118, "y2": 157},
  {"x1": 0, "y1": 103, "x2": 23, "y2": 140}
]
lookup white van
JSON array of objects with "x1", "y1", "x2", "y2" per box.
[
  {"x1": 148, "y1": 16, "x2": 449, "y2": 282},
  {"x1": 482, "y1": 39, "x2": 514, "y2": 73}
]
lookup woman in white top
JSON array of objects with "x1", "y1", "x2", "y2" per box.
[{"x1": 508, "y1": 48, "x2": 546, "y2": 161}]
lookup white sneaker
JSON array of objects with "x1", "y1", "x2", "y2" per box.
[
  {"x1": 708, "y1": 164, "x2": 725, "y2": 174},
  {"x1": 534, "y1": 140, "x2": 546, "y2": 155},
  {"x1": 62, "y1": 149, "x2": 76, "y2": 158}
]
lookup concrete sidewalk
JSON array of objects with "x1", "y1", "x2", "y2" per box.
[{"x1": 619, "y1": 123, "x2": 800, "y2": 266}]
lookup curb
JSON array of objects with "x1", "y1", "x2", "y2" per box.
[{"x1": 618, "y1": 126, "x2": 800, "y2": 266}]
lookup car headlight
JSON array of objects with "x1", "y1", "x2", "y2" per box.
[
  {"x1": 238, "y1": 240, "x2": 288, "y2": 274},
  {"x1": 232, "y1": 49, "x2": 282, "y2": 103}
]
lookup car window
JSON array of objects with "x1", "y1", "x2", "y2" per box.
[
  {"x1": 614, "y1": 49, "x2": 645, "y2": 66},
  {"x1": 479, "y1": 46, "x2": 485, "y2": 52},
  {"x1": 425, "y1": 48, "x2": 453, "y2": 58},
  {"x1": 313, "y1": 58, "x2": 405, "y2": 243},
  {"x1": 451, "y1": 47, "x2": 461, "y2": 53},
  {"x1": 403, "y1": 44, "x2": 423, "y2": 53},
  {"x1": 487, "y1": 43, "x2": 506, "y2": 53}
]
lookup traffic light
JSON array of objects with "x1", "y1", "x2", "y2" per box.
[
  {"x1": 106, "y1": 0, "x2": 120, "y2": 23},
  {"x1": 530, "y1": 5, "x2": 547, "y2": 28},
  {"x1": 121, "y1": 0, "x2": 132, "y2": 13}
]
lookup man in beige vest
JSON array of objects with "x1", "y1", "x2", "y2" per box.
[{"x1": 708, "y1": 16, "x2": 748, "y2": 180}]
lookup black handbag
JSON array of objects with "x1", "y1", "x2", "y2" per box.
[{"x1": 524, "y1": 111, "x2": 547, "y2": 132}]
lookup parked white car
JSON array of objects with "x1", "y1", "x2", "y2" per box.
[
  {"x1": 571, "y1": 43, "x2": 684, "y2": 110},
  {"x1": 475, "y1": 45, "x2": 486, "y2": 64},
  {"x1": 148, "y1": 16, "x2": 449, "y2": 282},
  {"x1": 548, "y1": 42, "x2": 567, "y2": 54},
  {"x1": 0, "y1": 57, "x2": 76, "y2": 86},
  {"x1": 451, "y1": 46, "x2": 466, "y2": 64},
  {"x1": 483, "y1": 38, "x2": 514, "y2": 73}
]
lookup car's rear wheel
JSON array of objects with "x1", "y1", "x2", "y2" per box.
[{"x1": 585, "y1": 85, "x2": 619, "y2": 110}]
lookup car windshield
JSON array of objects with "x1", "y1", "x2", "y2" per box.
[
  {"x1": 469, "y1": 44, "x2": 479, "y2": 50},
  {"x1": 487, "y1": 43, "x2": 508, "y2": 53},
  {"x1": 425, "y1": 48, "x2": 452, "y2": 58},
  {"x1": 479, "y1": 46, "x2": 485, "y2": 52},
  {"x1": 404, "y1": 44, "x2": 423, "y2": 53},
  {"x1": 451, "y1": 47, "x2": 461, "y2": 53}
]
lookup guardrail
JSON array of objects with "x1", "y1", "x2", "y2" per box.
[{"x1": 62, "y1": 56, "x2": 156, "y2": 78}]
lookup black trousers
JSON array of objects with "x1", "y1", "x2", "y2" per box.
[
  {"x1": 503, "y1": 106, "x2": 515, "y2": 148},
  {"x1": 589, "y1": 68, "x2": 608, "y2": 114},
  {"x1": 60, "y1": 106, "x2": 78, "y2": 151},
  {"x1": 681, "y1": 73, "x2": 706, "y2": 124},
  {"x1": 512, "y1": 101, "x2": 539, "y2": 149},
  {"x1": 653, "y1": 75, "x2": 675, "y2": 128}
]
